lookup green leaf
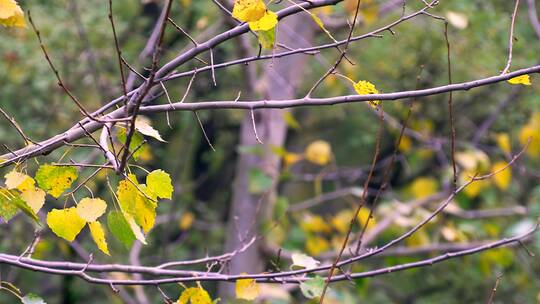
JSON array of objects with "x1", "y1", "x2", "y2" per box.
[
  {"x1": 257, "y1": 28, "x2": 275, "y2": 50},
  {"x1": 146, "y1": 170, "x2": 173, "y2": 200},
  {"x1": 117, "y1": 127, "x2": 147, "y2": 160},
  {"x1": 46, "y1": 208, "x2": 86, "y2": 242},
  {"x1": 107, "y1": 210, "x2": 136, "y2": 249},
  {"x1": 300, "y1": 276, "x2": 325, "y2": 299},
  {"x1": 248, "y1": 168, "x2": 273, "y2": 194},
  {"x1": 21, "y1": 293, "x2": 46, "y2": 304},
  {"x1": 35, "y1": 164, "x2": 78, "y2": 198}
]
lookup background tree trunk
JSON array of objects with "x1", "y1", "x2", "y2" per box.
[{"x1": 218, "y1": 14, "x2": 316, "y2": 299}]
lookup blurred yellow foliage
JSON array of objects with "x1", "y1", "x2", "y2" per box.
[
  {"x1": 460, "y1": 170, "x2": 490, "y2": 198},
  {"x1": 357, "y1": 208, "x2": 376, "y2": 229},
  {"x1": 519, "y1": 113, "x2": 540, "y2": 158},
  {"x1": 179, "y1": 212, "x2": 195, "y2": 230},
  {"x1": 305, "y1": 235, "x2": 330, "y2": 256},
  {"x1": 409, "y1": 177, "x2": 438, "y2": 199},
  {"x1": 300, "y1": 213, "x2": 332, "y2": 234},
  {"x1": 491, "y1": 161, "x2": 512, "y2": 190},
  {"x1": 495, "y1": 133, "x2": 512, "y2": 154},
  {"x1": 405, "y1": 229, "x2": 430, "y2": 247},
  {"x1": 304, "y1": 140, "x2": 332, "y2": 166},
  {"x1": 331, "y1": 210, "x2": 354, "y2": 234}
]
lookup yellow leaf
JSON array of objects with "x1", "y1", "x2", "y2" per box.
[
  {"x1": 353, "y1": 80, "x2": 380, "y2": 108},
  {"x1": 4, "y1": 170, "x2": 34, "y2": 191},
  {"x1": 20, "y1": 187, "x2": 45, "y2": 213},
  {"x1": 176, "y1": 286, "x2": 212, "y2": 304},
  {"x1": 300, "y1": 213, "x2": 332, "y2": 234},
  {"x1": 232, "y1": 0, "x2": 266, "y2": 23},
  {"x1": 409, "y1": 177, "x2": 438, "y2": 199},
  {"x1": 179, "y1": 211, "x2": 195, "y2": 230},
  {"x1": 304, "y1": 140, "x2": 332, "y2": 166},
  {"x1": 507, "y1": 74, "x2": 531, "y2": 85},
  {"x1": 0, "y1": 0, "x2": 25, "y2": 28},
  {"x1": 491, "y1": 161, "x2": 512, "y2": 190},
  {"x1": 88, "y1": 221, "x2": 110, "y2": 256},
  {"x1": 495, "y1": 133, "x2": 511, "y2": 154},
  {"x1": 248, "y1": 10, "x2": 278, "y2": 31},
  {"x1": 236, "y1": 274, "x2": 260, "y2": 300},
  {"x1": 305, "y1": 235, "x2": 329, "y2": 256},
  {"x1": 46, "y1": 208, "x2": 86, "y2": 242},
  {"x1": 76, "y1": 198, "x2": 107, "y2": 222}
]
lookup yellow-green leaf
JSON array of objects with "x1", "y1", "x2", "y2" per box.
[
  {"x1": 176, "y1": 286, "x2": 212, "y2": 304},
  {"x1": 507, "y1": 74, "x2": 531, "y2": 85},
  {"x1": 46, "y1": 208, "x2": 86, "y2": 242},
  {"x1": 35, "y1": 164, "x2": 78, "y2": 198},
  {"x1": 257, "y1": 28, "x2": 276, "y2": 50},
  {"x1": 146, "y1": 170, "x2": 173, "y2": 200},
  {"x1": 117, "y1": 128, "x2": 147, "y2": 160},
  {"x1": 88, "y1": 221, "x2": 110, "y2": 256},
  {"x1": 20, "y1": 187, "x2": 46, "y2": 213},
  {"x1": 0, "y1": 188, "x2": 22, "y2": 221},
  {"x1": 0, "y1": 0, "x2": 26, "y2": 28},
  {"x1": 236, "y1": 275, "x2": 260, "y2": 300},
  {"x1": 248, "y1": 10, "x2": 278, "y2": 31},
  {"x1": 76, "y1": 198, "x2": 107, "y2": 222},
  {"x1": 117, "y1": 175, "x2": 157, "y2": 233},
  {"x1": 232, "y1": 0, "x2": 266, "y2": 23},
  {"x1": 0, "y1": 188, "x2": 39, "y2": 223}
]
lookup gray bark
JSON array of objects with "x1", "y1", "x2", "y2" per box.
[{"x1": 218, "y1": 14, "x2": 315, "y2": 299}]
